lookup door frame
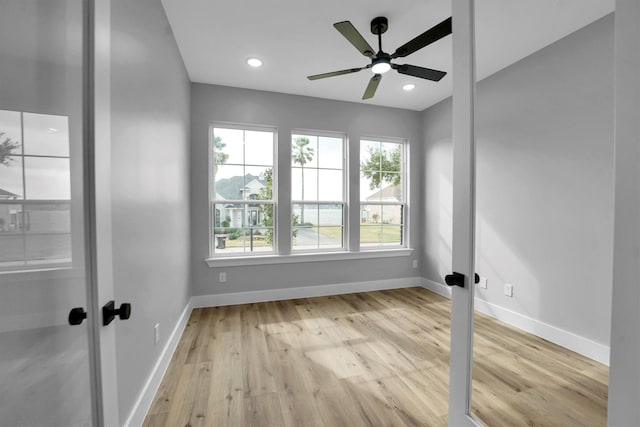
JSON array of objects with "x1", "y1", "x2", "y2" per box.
[
  {"x1": 84, "y1": 0, "x2": 119, "y2": 425},
  {"x1": 447, "y1": 0, "x2": 482, "y2": 425}
]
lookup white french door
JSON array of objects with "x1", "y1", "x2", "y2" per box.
[
  {"x1": 447, "y1": 0, "x2": 482, "y2": 425},
  {"x1": 0, "y1": 1, "x2": 118, "y2": 425}
]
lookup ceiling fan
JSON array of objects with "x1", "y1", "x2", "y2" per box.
[{"x1": 307, "y1": 16, "x2": 452, "y2": 100}]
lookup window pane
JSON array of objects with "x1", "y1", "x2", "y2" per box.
[
  {"x1": 292, "y1": 135, "x2": 318, "y2": 169},
  {"x1": 0, "y1": 110, "x2": 22, "y2": 152},
  {"x1": 360, "y1": 140, "x2": 380, "y2": 168},
  {"x1": 24, "y1": 203, "x2": 71, "y2": 264},
  {"x1": 23, "y1": 113, "x2": 69, "y2": 157},
  {"x1": 381, "y1": 142, "x2": 401, "y2": 173},
  {"x1": 318, "y1": 226, "x2": 343, "y2": 248},
  {"x1": 244, "y1": 166, "x2": 271, "y2": 201},
  {"x1": 318, "y1": 204, "x2": 342, "y2": 226},
  {"x1": 0, "y1": 204, "x2": 24, "y2": 266},
  {"x1": 213, "y1": 128, "x2": 243, "y2": 165},
  {"x1": 293, "y1": 203, "x2": 318, "y2": 226},
  {"x1": 360, "y1": 204, "x2": 403, "y2": 247},
  {"x1": 360, "y1": 139, "x2": 403, "y2": 204},
  {"x1": 0, "y1": 156, "x2": 24, "y2": 199},
  {"x1": 297, "y1": 167, "x2": 318, "y2": 201},
  {"x1": 214, "y1": 165, "x2": 245, "y2": 200},
  {"x1": 293, "y1": 203, "x2": 343, "y2": 251},
  {"x1": 318, "y1": 169, "x2": 342, "y2": 200},
  {"x1": 360, "y1": 173, "x2": 380, "y2": 201},
  {"x1": 214, "y1": 228, "x2": 273, "y2": 254},
  {"x1": 381, "y1": 204, "x2": 403, "y2": 226},
  {"x1": 24, "y1": 157, "x2": 70, "y2": 199},
  {"x1": 24, "y1": 202, "x2": 71, "y2": 233},
  {"x1": 245, "y1": 130, "x2": 273, "y2": 166},
  {"x1": 292, "y1": 168, "x2": 302, "y2": 200},
  {"x1": 360, "y1": 224, "x2": 383, "y2": 246},
  {"x1": 318, "y1": 136, "x2": 343, "y2": 169}
]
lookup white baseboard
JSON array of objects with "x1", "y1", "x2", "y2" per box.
[
  {"x1": 191, "y1": 276, "x2": 424, "y2": 308},
  {"x1": 124, "y1": 300, "x2": 193, "y2": 427},
  {"x1": 421, "y1": 278, "x2": 610, "y2": 365}
]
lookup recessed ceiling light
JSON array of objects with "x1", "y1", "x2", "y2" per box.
[
  {"x1": 247, "y1": 58, "x2": 262, "y2": 68},
  {"x1": 47, "y1": 128, "x2": 58, "y2": 133},
  {"x1": 402, "y1": 84, "x2": 416, "y2": 91}
]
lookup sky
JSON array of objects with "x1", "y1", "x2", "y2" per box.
[
  {"x1": 0, "y1": 110, "x2": 70, "y2": 200},
  {"x1": 212, "y1": 127, "x2": 404, "y2": 203}
]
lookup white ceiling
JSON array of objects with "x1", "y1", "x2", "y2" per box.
[{"x1": 161, "y1": 0, "x2": 614, "y2": 111}]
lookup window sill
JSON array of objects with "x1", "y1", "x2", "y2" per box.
[
  {"x1": 204, "y1": 248, "x2": 414, "y2": 268},
  {"x1": 0, "y1": 266, "x2": 84, "y2": 282}
]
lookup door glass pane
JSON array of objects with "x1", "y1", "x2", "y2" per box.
[
  {"x1": 23, "y1": 113, "x2": 70, "y2": 157},
  {"x1": 24, "y1": 157, "x2": 71, "y2": 200},
  {"x1": 0, "y1": 1, "x2": 94, "y2": 426},
  {"x1": 470, "y1": 2, "x2": 611, "y2": 425}
]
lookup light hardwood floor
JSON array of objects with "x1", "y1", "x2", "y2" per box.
[{"x1": 143, "y1": 287, "x2": 608, "y2": 427}]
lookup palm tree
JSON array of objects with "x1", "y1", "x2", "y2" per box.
[
  {"x1": 292, "y1": 137, "x2": 314, "y2": 223},
  {"x1": 213, "y1": 136, "x2": 228, "y2": 179},
  {"x1": 0, "y1": 132, "x2": 20, "y2": 167}
]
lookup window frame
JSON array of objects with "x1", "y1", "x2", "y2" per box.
[
  {"x1": 208, "y1": 122, "x2": 278, "y2": 258},
  {"x1": 290, "y1": 129, "x2": 347, "y2": 254},
  {"x1": 359, "y1": 136, "x2": 408, "y2": 250},
  {"x1": 0, "y1": 110, "x2": 73, "y2": 271}
]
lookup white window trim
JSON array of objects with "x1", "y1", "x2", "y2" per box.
[
  {"x1": 208, "y1": 123, "x2": 278, "y2": 257},
  {"x1": 291, "y1": 130, "x2": 348, "y2": 251},
  {"x1": 359, "y1": 136, "x2": 409, "y2": 250}
]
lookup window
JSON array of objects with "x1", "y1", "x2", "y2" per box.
[
  {"x1": 360, "y1": 138, "x2": 406, "y2": 248},
  {"x1": 0, "y1": 110, "x2": 72, "y2": 269},
  {"x1": 291, "y1": 133, "x2": 345, "y2": 251},
  {"x1": 210, "y1": 126, "x2": 275, "y2": 255}
]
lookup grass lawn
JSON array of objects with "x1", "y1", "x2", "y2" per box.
[{"x1": 314, "y1": 224, "x2": 402, "y2": 244}]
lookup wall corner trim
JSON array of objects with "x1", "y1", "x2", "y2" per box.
[
  {"x1": 421, "y1": 278, "x2": 610, "y2": 365},
  {"x1": 123, "y1": 300, "x2": 193, "y2": 427}
]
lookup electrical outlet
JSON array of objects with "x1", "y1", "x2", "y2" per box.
[
  {"x1": 412, "y1": 259, "x2": 418, "y2": 269},
  {"x1": 154, "y1": 323, "x2": 160, "y2": 345},
  {"x1": 479, "y1": 276, "x2": 487, "y2": 289},
  {"x1": 219, "y1": 271, "x2": 227, "y2": 283},
  {"x1": 504, "y1": 283, "x2": 513, "y2": 297}
]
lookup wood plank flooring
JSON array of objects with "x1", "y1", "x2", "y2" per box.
[{"x1": 143, "y1": 287, "x2": 608, "y2": 427}]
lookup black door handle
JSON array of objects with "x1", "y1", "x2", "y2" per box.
[
  {"x1": 103, "y1": 301, "x2": 132, "y2": 326},
  {"x1": 68, "y1": 307, "x2": 88, "y2": 325},
  {"x1": 445, "y1": 272, "x2": 481, "y2": 288}
]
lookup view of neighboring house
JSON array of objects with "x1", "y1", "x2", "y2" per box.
[
  {"x1": 214, "y1": 174, "x2": 266, "y2": 228},
  {"x1": 0, "y1": 188, "x2": 20, "y2": 232},
  {"x1": 361, "y1": 184, "x2": 402, "y2": 224}
]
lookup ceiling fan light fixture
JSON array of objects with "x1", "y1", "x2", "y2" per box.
[
  {"x1": 247, "y1": 58, "x2": 263, "y2": 68},
  {"x1": 371, "y1": 58, "x2": 391, "y2": 74}
]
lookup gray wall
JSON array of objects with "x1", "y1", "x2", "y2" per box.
[
  {"x1": 110, "y1": 0, "x2": 191, "y2": 423},
  {"x1": 422, "y1": 15, "x2": 614, "y2": 346},
  {"x1": 191, "y1": 84, "x2": 422, "y2": 296}
]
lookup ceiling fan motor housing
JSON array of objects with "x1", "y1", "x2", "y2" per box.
[{"x1": 371, "y1": 17, "x2": 388, "y2": 35}]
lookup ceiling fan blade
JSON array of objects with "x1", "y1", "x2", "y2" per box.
[
  {"x1": 391, "y1": 17, "x2": 452, "y2": 59},
  {"x1": 362, "y1": 74, "x2": 382, "y2": 100},
  {"x1": 307, "y1": 66, "x2": 366, "y2": 80},
  {"x1": 334, "y1": 21, "x2": 375, "y2": 57},
  {"x1": 395, "y1": 64, "x2": 447, "y2": 81}
]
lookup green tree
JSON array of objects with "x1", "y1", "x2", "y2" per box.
[
  {"x1": 292, "y1": 137, "x2": 314, "y2": 223},
  {"x1": 361, "y1": 144, "x2": 401, "y2": 190},
  {"x1": 212, "y1": 136, "x2": 229, "y2": 178},
  {"x1": 0, "y1": 132, "x2": 20, "y2": 167},
  {"x1": 259, "y1": 168, "x2": 298, "y2": 245}
]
